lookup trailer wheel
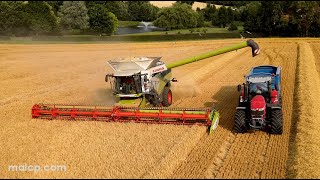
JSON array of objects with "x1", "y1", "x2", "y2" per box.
[
  {"x1": 270, "y1": 109, "x2": 283, "y2": 134},
  {"x1": 162, "y1": 87, "x2": 172, "y2": 107},
  {"x1": 234, "y1": 110, "x2": 247, "y2": 133}
]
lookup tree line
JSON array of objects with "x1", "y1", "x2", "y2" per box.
[
  {"x1": 2, "y1": 1, "x2": 319, "y2": 37},
  {"x1": 0, "y1": 1, "x2": 160, "y2": 36},
  {"x1": 241, "y1": 1, "x2": 320, "y2": 37},
  {"x1": 161, "y1": 1, "x2": 320, "y2": 37},
  {"x1": 0, "y1": 1, "x2": 242, "y2": 36},
  {"x1": 154, "y1": 2, "x2": 240, "y2": 31}
]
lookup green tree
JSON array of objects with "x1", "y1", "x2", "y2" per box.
[
  {"x1": 309, "y1": 3, "x2": 320, "y2": 37},
  {"x1": 226, "y1": 7, "x2": 234, "y2": 24},
  {"x1": 46, "y1": 1, "x2": 63, "y2": 16},
  {"x1": 88, "y1": 4, "x2": 118, "y2": 35},
  {"x1": 202, "y1": 3, "x2": 217, "y2": 21},
  {"x1": 104, "y1": 1, "x2": 130, "y2": 21},
  {"x1": 23, "y1": 1, "x2": 59, "y2": 35},
  {"x1": 153, "y1": 3, "x2": 198, "y2": 30},
  {"x1": 259, "y1": 1, "x2": 283, "y2": 36},
  {"x1": 215, "y1": 6, "x2": 228, "y2": 28},
  {"x1": 294, "y1": 1, "x2": 319, "y2": 37},
  {"x1": 0, "y1": 1, "x2": 30, "y2": 36},
  {"x1": 128, "y1": 1, "x2": 159, "y2": 21},
  {"x1": 86, "y1": 1, "x2": 130, "y2": 21},
  {"x1": 242, "y1": 2, "x2": 262, "y2": 33},
  {"x1": 196, "y1": 11, "x2": 205, "y2": 27},
  {"x1": 232, "y1": 7, "x2": 242, "y2": 22},
  {"x1": 58, "y1": 1, "x2": 89, "y2": 31},
  {"x1": 228, "y1": 22, "x2": 238, "y2": 31}
]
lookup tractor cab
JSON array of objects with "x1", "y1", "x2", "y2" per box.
[
  {"x1": 238, "y1": 66, "x2": 281, "y2": 105},
  {"x1": 248, "y1": 81, "x2": 269, "y2": 100}
]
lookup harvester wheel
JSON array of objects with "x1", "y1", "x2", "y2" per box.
[
  {"x1": 270, "y1": 109, "x2": 283, "y2": 134},
  {"x1": 162, "y1": 87, "x2": 172, "y2": 107},
  {"x1": 234, "y1": 110, "x2": 247, "y2": 133}
]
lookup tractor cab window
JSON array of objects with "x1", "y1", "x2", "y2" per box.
[
  {"x1": 249, "y1": 83, "x2": 268, "y2": 96},
  {"x1": 114, "y1": 76, "x2": 141, "y2": 94}
]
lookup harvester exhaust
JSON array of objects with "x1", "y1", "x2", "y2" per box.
[{"x1": 32, "y1": 104, "x2": 220, "y2": 134}]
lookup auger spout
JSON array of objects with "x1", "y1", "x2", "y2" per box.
[{"x1": 165, "y1": 39, "x2": 260, "y2": 69}]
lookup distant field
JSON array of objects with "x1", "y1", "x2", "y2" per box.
[{"x1": 149, "y1": 1, "x2": 227, "y2": 10}]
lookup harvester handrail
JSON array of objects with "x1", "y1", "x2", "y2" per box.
[{"x1": 165, "y1": 39, "x2": 260, "y2": 69}]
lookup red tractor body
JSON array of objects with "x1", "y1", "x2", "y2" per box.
[{"x1": 235, "y1": 66, "x2": 283, "y2": 134}]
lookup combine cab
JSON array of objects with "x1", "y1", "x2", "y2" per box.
[
  {"x1": 105, "y1": 57, "x2": 175, "y2": 107},
  {"x1": 235, "y1": 65, "x2": 283, "y2": 134}
]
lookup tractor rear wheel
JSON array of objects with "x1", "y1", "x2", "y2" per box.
[
  {"x1": 162, "y1": 87, "x2": 172, "y2": 107},
  {"x1": 234, "y1": 110, "x2": 248, "y2": 133},
  {"x1": 270, "y1": 109, "x2": 283, "y2": 134}
]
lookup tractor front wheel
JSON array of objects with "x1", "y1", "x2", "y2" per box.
[
  {"x1": 162, "y1": 87, "x2": 172, "y2": 107},
  {"x1": 270, "y1": 109, "x2": 283, "y2": 134},
  {"x1": 234, "y1": 110, "x2": 248, "y2": 133}
]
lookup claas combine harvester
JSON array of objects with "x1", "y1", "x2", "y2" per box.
[{"x1": 32, "y1": 39, "x2": 260, "y2": 134}]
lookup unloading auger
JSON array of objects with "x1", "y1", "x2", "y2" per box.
[{"x1": 32, "y1": 39, "x2": 260, "y2": 134}]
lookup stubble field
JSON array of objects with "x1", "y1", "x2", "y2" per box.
[{"x1": 1, "y1": 38, "x2": 319, "y2": 178}]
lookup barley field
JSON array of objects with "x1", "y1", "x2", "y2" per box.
[{"x1": 0, "y1": 38, "x2": 319, "y2": 178}]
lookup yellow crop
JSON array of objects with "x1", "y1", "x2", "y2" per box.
[{"x1": 0, "y1": 38, "x2": 319, "y2": 178}]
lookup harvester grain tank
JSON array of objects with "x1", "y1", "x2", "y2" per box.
[
  {"x1": 235, "y1": 65, "x2": 283, "y2": 134},
  {"x1": 32, "y1": 39, "x2": 260, "y2": 134}
]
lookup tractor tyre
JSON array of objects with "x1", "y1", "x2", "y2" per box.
[
  {"x1": 270, "y1": 109, "x2": 283, "y2": 134},
  {"x1": 162, "y1": 87, "x2": 172, "y2": 107},
  {"x1": 234, "y1": 110, "x2": 248, "y2": 133}
]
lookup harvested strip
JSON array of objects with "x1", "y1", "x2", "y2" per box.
[{"x1": 286, "y1": 42, "x2": 320, "y2": 178}]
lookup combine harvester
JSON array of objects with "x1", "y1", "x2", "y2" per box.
[{"x1": 32, "y1": 39, "x2": 260, "y2": 134}]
